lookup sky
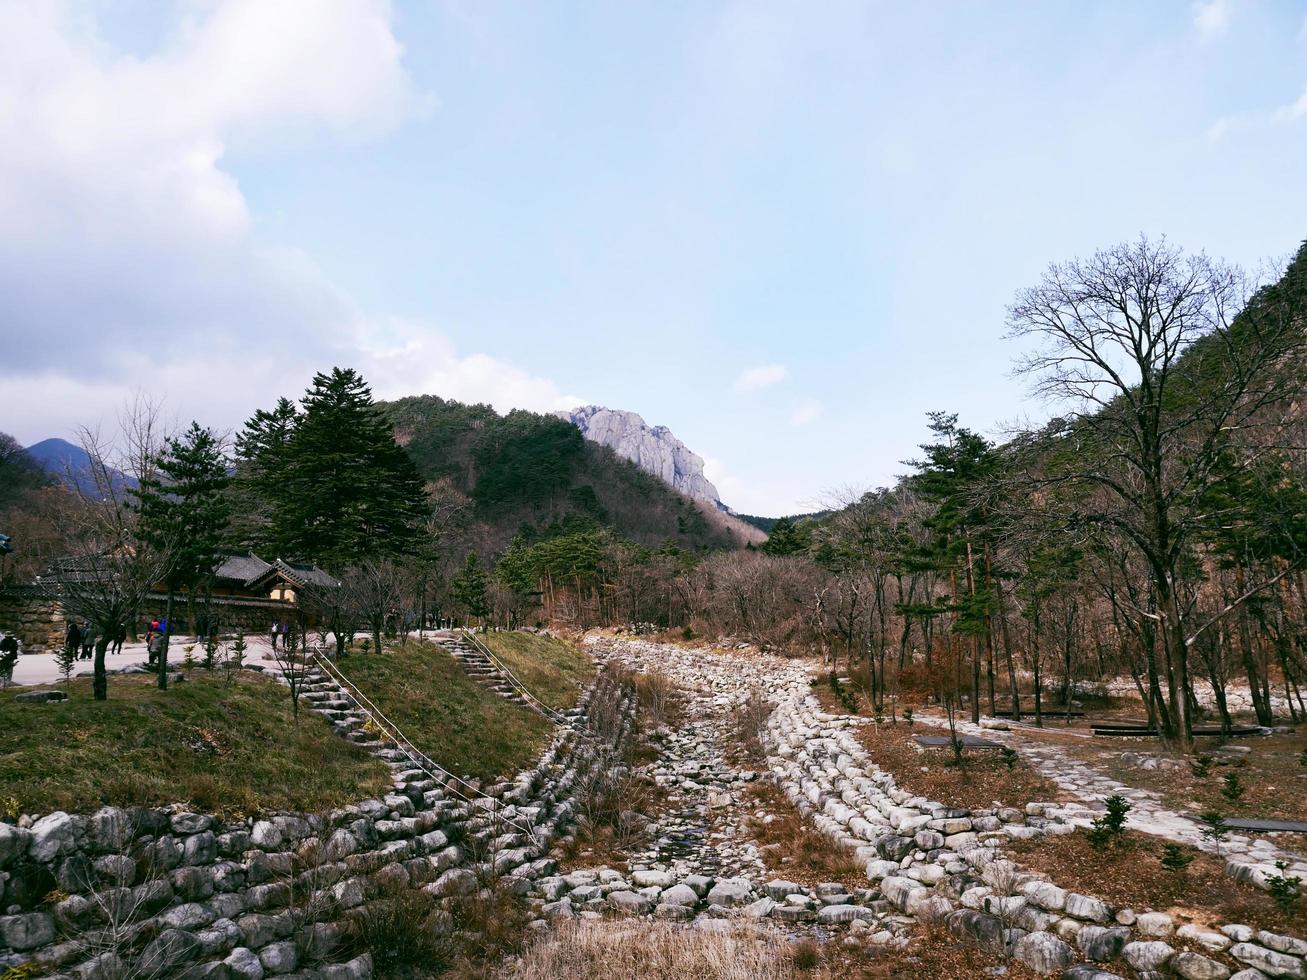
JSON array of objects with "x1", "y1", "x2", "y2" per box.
[{"x1": 1, "y1": 0, "x2": 1305, "y2": 515}]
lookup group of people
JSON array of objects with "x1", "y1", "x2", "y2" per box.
[{"x1": 64, "y1": 620, "x2": 132, "y2": 661}]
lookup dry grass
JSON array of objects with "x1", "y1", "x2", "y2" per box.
[
  {"x1": 0, "y1": 670, "x2": 391, "y2": 816},
  {"x1": 823, "y1": 924, "x2": 1044, "y2": 980},
  {"x1": 744, "y1": 781, "x2": 865, "y2": 888},
  {"x1": 480, "y1": 631, "x2": 596, "y2": 711},
  {"x1": 1007, "y1": 829, "x2": 1307, "y2": 936},
  {"x1": 497, "y1": 919, "x2": 1045, "y2": 980},
  {"x1": 495, "y1": 920, "x2": 800, "y2": 980},
  {"x1": 836, "y1": 711, "x2": 1061, "y2": 810},
  {"x1": 1051, "y1": 732, "x2": 1307, "y2": 824},
  {"x1": 558, "y1": 666, "x2": 666, "y2": 872}
]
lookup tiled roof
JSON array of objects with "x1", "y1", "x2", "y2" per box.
[{"x1": 213, "y1": 552, "x2": 273, "y2": 585}]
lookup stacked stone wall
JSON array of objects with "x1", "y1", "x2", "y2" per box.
[{"x1": 0, "y1": 664, "x2": 636, "y2": 979}]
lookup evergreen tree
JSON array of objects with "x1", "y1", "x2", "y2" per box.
[
  {"x1": 232, "y1": 397, "x2": 299, "y2": 552},
  {"x1": 760, "y1": 517, "x2": 811, "y2": 557},
  {"x1": 239, "y1": 369, "x2": 427, "y2": 567},
  {"x1": 134, "y1": 422, "x2": 231, "y2": 689},
  {"x1": 907, "y1": 412, "x2": 1002, "y2": 722},
  {"x1": 452, "y1": 552, "x2": 491, "y2": 627}
]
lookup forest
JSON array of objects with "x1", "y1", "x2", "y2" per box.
[{"x1": 1, "y1": 237, "x2": 1304, "y2": 746}]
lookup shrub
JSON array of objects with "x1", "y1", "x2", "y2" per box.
[
  {"x1": 1190, "y1": 754, "x2": 1213, "y2": 778},
  {"x1": 348, "y1": 883, "x2": 450, "y2": 975},
  {"x1": 1221, "y1": 772, "x2": 1244, "y2": 802},
  {"x1": 1298, "y1": 747, "x2": 1307, "y2": 769},
  {"x1": 792, "y1": 939, "x2": 821, "y2": 971},
  {"x1": 1266, "y1": 861, "x2": 1303, "y2": 914},
  {"x1": 999, "y1": 747, "x2": 1019, "y2": 771},
  {"x1": 1159, "y1": 842, "x2": 1195, "y2": 874},
  {"x1": 1197, "y1": 810, "x2": 1229, "y2": 851},
  {"x1": 681, "y1": 626, "x2": 694, "y2": 641},
  {"x1": 1087, "y1": 795, "x2": 1131, "y2": 847},
  {"x1": 903, "y1": 706, "x2": 914, "y2": 727},
  {"x1": 202, "y1": 637, "x2": 219, "y2": 671}
]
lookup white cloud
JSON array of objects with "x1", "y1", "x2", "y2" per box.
[
  {"x1": 790, "y1": 400, "x2": 824, "y2": 426},
  {"x1": 1192, "y1": 0, "x2": 1230, "y2": 40},
  {"x1": 1273, "y1": 85, "x2": 1307, "y2": 124},
  {"x1": 357, "y1": 318, "x2": 584, "y2": 414},
  {"x1": 0, "y1": 1, "x2": 576, "y2": 444},
  {"x1": 734, "y1": 363, "x2": 787, "y2": 392}
]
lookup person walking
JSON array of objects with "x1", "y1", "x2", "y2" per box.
[
  {"x1": 110, "y1": 623, "x2": 126, "y2": 656},
  {"x1": 66, "y1": 620, "x2": 82, "y2": 663},
  {"x1": 80, "y1": 624, "x2": 96, "y2": 661},
  {"x1": 270, "y1": 622, "x2": 279, "y2": 651},
  {"x1": 0, "y1": 633, "x2": 17, "y2": 689}
]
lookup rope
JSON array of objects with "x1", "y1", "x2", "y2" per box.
[
  {"x1": 309, "y1": 651, "x2": 544, "y2": 843},
  {"x1": 455, "y1": 629, "x2": 575, "y2": 727}
]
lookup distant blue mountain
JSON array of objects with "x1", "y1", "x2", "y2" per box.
[{"x1": 25, "y1": 438, "x2": 137, "y2": 495}]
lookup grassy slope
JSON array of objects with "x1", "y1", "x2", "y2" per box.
[
  {"x1": 481, "y1": 632, "x2": 595, "y2": 712},
  {"x1": 0, "y1": 671, "x2": 391, "y2": 817},
  {"x1": 335, "y1": 639, "x2": 552, "y2": 781}
]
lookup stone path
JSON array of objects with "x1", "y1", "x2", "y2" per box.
[
  {"x1": 552, "y1": 638, "x2": 1307, "y2": 979},
  {"x1": 913, "y1": 711, "x2": 1307, "y2": 884}
]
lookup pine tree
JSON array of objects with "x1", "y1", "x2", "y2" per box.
[
  {"x1": 134, "y1": 422, "x2": 230, "y2": 689},
  {"x1": 232, "y1": 397, "x2": 299, "y2": 553},
  {"x1": 760, "y1": 517, "x2": 811, "y2": 557},
  {"x1": 274, "y1": 368, "x2": 426, "y2": 567},
  {"x1": 452, "y1": 552, "x2": 491, "y2": 627}
]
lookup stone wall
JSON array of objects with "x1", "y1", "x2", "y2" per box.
[
  {"x1": 0, "y1": 663, "x2": 636, "y2": 979},
  {"x1": 766, "y1": 688, "x2": 1307, "y2": 978},
  {"x1": 0, "y1": 588, "x2": 65, "y2": 654},
  {"x1": 0, "y1": 589, "x2": 298, "y2": 655}
]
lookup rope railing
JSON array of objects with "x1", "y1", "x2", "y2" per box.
[
  {"x1": 455, "y1": 628, "x2": 575, "y2": 728},
  {"x1": 309, "y1": 650, "x2": 543, "y2": 843}
]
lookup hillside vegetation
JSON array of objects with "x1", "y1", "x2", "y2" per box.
[
  {"x1": 334, "y1": 638, "x2": 554, "y2": 780},
  {"x1": 0, "y1": 672, "x2": 391, "y2": 816},
  {"x1": 481, "y1": 631, "x2": 595, "y2": 711},
  {"x1": 383, "y1": 395, "x2": 750, "y2": 554}
]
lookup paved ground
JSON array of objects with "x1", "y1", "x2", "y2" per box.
[{"x1": 6, "y1": 636, "x2": 285, "y2": 687}]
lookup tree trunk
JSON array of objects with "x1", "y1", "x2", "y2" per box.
[
  {"x1": 158, "y1": 588, "x2": 175, "y2": 690},
  {"x1": 995, "y1": 578, "x2": 1020, "y2": 721},
  {"x1": 93, "y1": 635, "x2": 109, "y2": 701}
]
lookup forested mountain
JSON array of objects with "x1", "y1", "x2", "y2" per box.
[{"x1": 381, "y1": 395, "x2": 761, "y2": 555}]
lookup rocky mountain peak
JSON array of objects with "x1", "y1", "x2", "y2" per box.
[{"x1": 555, "y1": 405, "x2": 723, "y2": 507}]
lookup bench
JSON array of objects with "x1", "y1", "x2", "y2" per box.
[{"x1": 913, "y1": 734, "x2": 1005, "y2": 750}]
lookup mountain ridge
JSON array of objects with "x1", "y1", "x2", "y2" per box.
[{"x1": 553, "y1": 404, "x2": 724, "y2": 508}]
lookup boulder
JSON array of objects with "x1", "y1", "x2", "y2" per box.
[
  {"x1": 607, "y1": 890, "x2": 653, "y2": 914},
  {"x1": 1229, "y1": 943, "x2": 1306, "y2": 979},
  {"x1": 1013, "y1": 931, "x2": 1074, "y2": 973},
  {"x1": 0, "y1": 912, "x2": 55, "y2": 951},
  {"x1": 659, "y1": 884, "x2": 699, "y2": 907},
  {"x1": 1172, "y1": 950, "x2": 1232, "y2": 980},
  {"x1": 705, "y1": 877, "x2": 754, "y2": 907},
  {"x1": 1122, "y1": 941, "x2": 1174, "y2": 973},
  {"x1": 1135, "y1": 911, "x2": 1175, "y2": 937},
  {"x1": 817, "y1": 904, "x2": 874, "y2": 925},
  {"x1": 1064, "y1": 892, "x2": 1110, "y2": 923},
  {"x1": 1076, "y1": 925, "x2": 1130, "y2": 962},
  {"x1": 28, "y1": 812, "x2": 77, "y2": 863},
  {"x1": 223, "y1": 947, "x2": 265, "y2": 980}
]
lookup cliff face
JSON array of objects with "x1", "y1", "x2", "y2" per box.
[{"x1": 555, "y1": 405, "x2": 724, "y2": 507}]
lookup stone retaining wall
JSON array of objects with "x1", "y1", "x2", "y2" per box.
[
  {"x1": 0, "y1": 663, "x2": 636, "y2": 979},
  {"x1": 0, "y1": 588, "x2": 65, "y2": 654},
  {"x1": 767, "y1": 687, "x2": 1307, "y2": 978}
]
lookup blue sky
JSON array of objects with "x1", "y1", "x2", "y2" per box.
[{"x1": 2, "y1": 1, "x2": 1305, "y2": 514}]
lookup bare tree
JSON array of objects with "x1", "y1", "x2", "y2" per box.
[
  {"x1": 40, "y1": 424, "x2": 173, "y2": 700},
  {"x1": 340, "y1": 558, "x2": 410, "y2": 655},
  {"x1": 1007, "y1": 236, "x2": 1305, "y2": 747}
]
